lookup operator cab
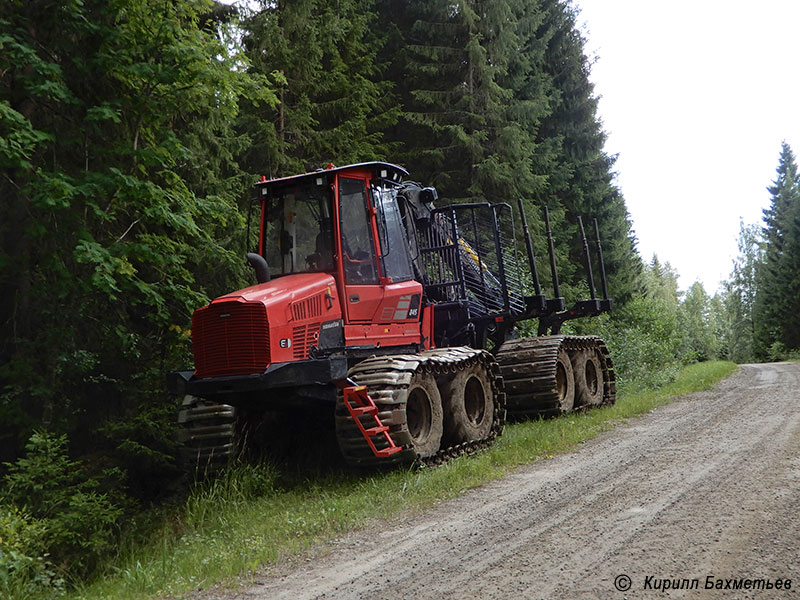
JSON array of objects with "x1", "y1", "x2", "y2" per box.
[
  {"x1": 258, "y1": 175, "x2": 336, "y2": 275},
  {"x1": 255, "y1": 162, "x2": 411, "y2": 280},
  {"x1": 255, "y1": 162, "x2": 429, "y2": 351}
]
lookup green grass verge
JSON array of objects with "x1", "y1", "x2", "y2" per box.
[{"x1": 71, "y1": 360, "x2": 736, "y2": 600}]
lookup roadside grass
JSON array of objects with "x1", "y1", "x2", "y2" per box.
[{"x1": 72, "y1": 360, "x2": 736, "y2": 600}]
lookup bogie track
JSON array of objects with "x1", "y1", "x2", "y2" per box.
[
  {"x1": 496, "y1": 335, "x2": 616, "y2": 420},
  {"x1": 177, "y1": 396, "x2": 237, "y2": 475},
  {"x1": 335, "y1": 347, "x2": 506, "y2": 467}
]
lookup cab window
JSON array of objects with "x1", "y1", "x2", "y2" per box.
[
  {"x1": 339, "y1": 177, "x2": 378, "y2": 284},
  {"x1": 263, "y1": 182, "x2": 334, "y2": 275}
]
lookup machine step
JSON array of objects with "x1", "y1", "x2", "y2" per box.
[{"x1": 341, "y1": 384, "x2": 403, "y2": 458}]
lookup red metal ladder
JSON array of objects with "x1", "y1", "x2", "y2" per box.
[{"x1": 340, "y1": 383, "x2": 403, "y2": 458}]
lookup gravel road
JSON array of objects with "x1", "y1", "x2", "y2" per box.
[{"x1": 198, "y1": 362, "x2": 800, "y2": 599}]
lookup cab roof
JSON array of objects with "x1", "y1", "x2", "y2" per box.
[{"x1": 254, "y1": 161, "x2": 408, "y2": 191}]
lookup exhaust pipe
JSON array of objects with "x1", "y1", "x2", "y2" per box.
[{"x1": 246, "y1": 252, "x2": 271, "y2": 283}]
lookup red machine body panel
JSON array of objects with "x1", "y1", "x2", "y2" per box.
[
  {"x1": 342, "y1": 280, "x2": 423, "y2": 347},
  {"x1": 192, "y1": 273, "x2": 341, "y2": 378}
]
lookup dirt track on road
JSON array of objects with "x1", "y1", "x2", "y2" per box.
[{"x1": 198, "y1": 363, "x2": 800, "y2": 599}]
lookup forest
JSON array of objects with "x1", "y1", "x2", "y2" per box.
[{"x1": 1, "y1": 0, "x2": 799, "y2": 597}]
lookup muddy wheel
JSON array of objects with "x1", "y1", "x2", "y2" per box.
[
  {"x1": 555, "y1": 348, "x2": 575, "y2": 414},
  {"x1": 571, "y1": 350, "x2": 603, "y2": 407},
  {"x1": 441, "y1": 363, "x2": 494, "y2": 443},
  {"x1": 401, "y1": 371, "x2": 443, "y2": 458}
]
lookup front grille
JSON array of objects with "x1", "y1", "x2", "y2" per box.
[
  {"x1": 292, "y1": 322, "x2": 321, "y2": 360},
  {"x1": 192, "y1": 299, "x2": 270, "y2": 378}
]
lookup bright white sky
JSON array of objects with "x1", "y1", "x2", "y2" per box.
[{"x1": 573, "y1": 0, "x2": 800, "y2": 293}]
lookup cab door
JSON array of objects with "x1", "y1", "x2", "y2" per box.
[{"x1": 337, "y1": 176, "x2": 383, "y2": 322}]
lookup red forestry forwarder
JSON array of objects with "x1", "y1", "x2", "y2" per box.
[{"x1": 167, "y1": 162, "x2": 615, "y2": 468}]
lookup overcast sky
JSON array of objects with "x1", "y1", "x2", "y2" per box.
[{"x1": 573, "y1": 0, "x2": 800, "y2": 293}]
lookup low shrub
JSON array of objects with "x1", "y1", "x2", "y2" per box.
[
  {"x1": 1, "y1": 432, "x2": 124, "y2": 592},
  {"x1": 0, "y1": 504, "x2": 64, "y2": 599}
]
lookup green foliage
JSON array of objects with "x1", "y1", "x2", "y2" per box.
[
  {"x1": 239, "y1": 0, "x2": 395, "y2": 177},
  {"x1": 717, "y1": 221, "x2": 761, "y2": 363},
  {"x1": 574, "y1": 254, "x2": 726, "y2": 389},
  {"x1": 372, "y1": 0, "x2": 642, "y2": 306},
  {"x1": 761, "y1": 341, "x2": 800, "y2": 362},
  {"x1": 677, "y1": 282, "x2": 720, "y2": 363},
  {"x1": 0, "y1": 0, "x2": 270, "y2": 505},
  {"x1": 0, "y1": 504, "x2": 64, "y2": 600},
  {"x1": 718, "y1": 144, "x2": 800, "y2": 362},
  {"x1": 97, "y1": 401, "x2": 183, "y2": 501},
  {"x1": 377, "y1": 0, "x2": 544, "y2": 202},
  {"x1": 592, "y1": 295, "x2": 683, "y2": 390},
  {"x1": 643, "y1": 255, "x2": 681, "y2": 307},
  {"x1": 533, "y1": 0, "x2": 642, "y2": 304},
  {"x1": 0, "y1": 99, "x2": 51, "y2": 169},
  {"x1": 1, "y1": 432, "x2": 124, "y2": 585}
]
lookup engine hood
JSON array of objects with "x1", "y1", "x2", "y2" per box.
[
  {"x1": 212, "y1": 272, "x2": 341, "y2": 325},
  {"x1": 192, "y1": 273, "x2": 343, "y2": 378}
]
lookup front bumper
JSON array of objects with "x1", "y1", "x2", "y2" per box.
[{"x1": 167, "y1": 355, "x2": 349, "y2": 398}]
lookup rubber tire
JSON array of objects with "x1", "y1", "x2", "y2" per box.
[
  {"x1": 440, "y1": 363, "x2": 494, "y2": 443},
  {"x1": 571, "y1": 350, "x2": 603, "y2": 407},
  {"x1": 402, "y1": 371, "x2": 443, "y2": 458},
  {"x1": 554, "y1": 348, "x2": 575, "y2": 414}
]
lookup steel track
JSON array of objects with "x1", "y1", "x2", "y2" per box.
[
  {"x1": 335, "y1": 347, "x2": 506, "y2": 467},
  {"x1": 177, "y1": 397, "x2": 237, "y2": 474},
  {"x1": 496, "y1": 335, "x2": 616, "y2": 419}
]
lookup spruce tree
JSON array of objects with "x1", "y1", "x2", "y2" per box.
[
  {"x1": 376, "y1": 0, "x2": 483, "y2": 198},
  {"x1": 644, "y1": 255, "x2": 681, "y2": 310},
  {"x1": 754, "y1": 141, "x2": 800, "y2": 356},
  {"x1": 377, "y1": 0, "x2": 562, "y2": 297},
  {"x1": 374, "y1": 0, "x2": 643, "y2": 306},
  {"x1": 238, "y1": 0, "x2": 395, "y2": 177},
  {"x1": 376, "y1": 0, "x2": 544, "y2": 203},
  {"x1": 534, "y1": 0, "x2": 641, "y2": 304}
]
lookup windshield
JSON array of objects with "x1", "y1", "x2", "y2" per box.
[{"x1": 263, "y1": 182, "x2": 334, "y2": 276}]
